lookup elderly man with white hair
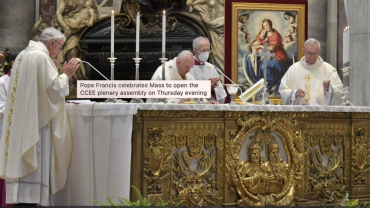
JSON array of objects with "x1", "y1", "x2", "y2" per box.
[
  {"x1": 147, "y1": 50, "x2": 217, "y2": 104},
  {"x1": 279, "y1": 38, "x2": 343, "y2": 105},
  {"x1": 0, "y1": 27, "x2": 79, "y2": 206},
  {"x1": 190, "y1": 37, "x2": 226, "y2": 104}
]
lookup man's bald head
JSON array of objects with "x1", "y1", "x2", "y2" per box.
[{"x1": 176, "y1": 50, "x2": 194, "y2": 76}]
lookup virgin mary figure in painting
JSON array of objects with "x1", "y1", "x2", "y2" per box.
[{"x1": 244, "y1": 18, "x2": 290, "y2": 92}]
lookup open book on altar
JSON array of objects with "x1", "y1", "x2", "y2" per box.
[{"x1": 240, "y1": 78, "x2": 264, "y2": 102}]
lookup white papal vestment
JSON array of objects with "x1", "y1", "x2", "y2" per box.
[
  {"x1": 279, "y1": 56, "x2": 343, "y2": 105},
  {"x1": 0, "y1": 41, "x2": 71, "y2": 205},
  {"x1": 147, "y1": 58, "x2": 207, "y2": 104},
  {"x1": 190, "y1": 58, "x2": 226, "y2": 104}
]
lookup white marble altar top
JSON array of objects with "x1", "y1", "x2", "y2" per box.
[{"x1": 65, "y1": 102, "x2": 370, "y2": 116}]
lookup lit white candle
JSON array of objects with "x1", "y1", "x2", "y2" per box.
[
  {"x1": 346, "y1": 27, "x2": 348, "y2": 63},
  {"x1": 136, "y1": 12, "x2": 140, "y2": 58},
  {"x1": 344, "y1": 26, "x2": 349, "y2": 64},
  {"x1": 162, "y1": 10, "x2": 166, "y2": 58},
  {"x1": 343, "y1": 27, "x2": 346, "y2": 64},
  {"x1": 111, "y1": 10, "x2": 114, "y2": 58},
  {"x1": 347, "y1": 26, "x2": 350, "y2": 64},
  {"x1": 347, "y1": 27, "x2": 350, "y2": 63}
]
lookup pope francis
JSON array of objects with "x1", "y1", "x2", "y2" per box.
[{"x1": 0, "y1": 27, "x2": 79, "y2": 205}]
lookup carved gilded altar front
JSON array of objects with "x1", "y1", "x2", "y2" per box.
[{"x1": 131, "y1": 110, "x2": 370, "y2": 206}]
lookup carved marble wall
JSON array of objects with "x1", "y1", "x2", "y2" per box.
[{"x1": 0, "y1": 0, "x2": 331, "y2": 69}]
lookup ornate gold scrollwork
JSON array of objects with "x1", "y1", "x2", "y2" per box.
[
  {"x1": 227, "y1": 113, "x2": 304, "y2": 206},
  {"x1": 170, "y1": 123, "x2": 224, "y2": 206},
  {"x1": 304, "y1": 123, "x2": 350, "y2": 203},
  {"x1": 351, "y1": 127, "x2": 370, "y2": 185},
  {"x1": 144, "y1": 127, "x2": 171, "y2": 194},
  {"x1": 137, "y1": 110, "x2": 224, "y2": 117}
]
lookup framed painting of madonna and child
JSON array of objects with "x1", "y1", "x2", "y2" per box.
[{"x1": 229, "y1": 1, "x2": 306, "y2": 95}]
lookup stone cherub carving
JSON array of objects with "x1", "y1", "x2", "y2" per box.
[
  {"x1": 32, "y1": 16, "x2": 49, "y2": 41},
  {"x1": 52, "y1": 0, "x2": 99, "y2": 98},
  {"x1": 186, "y1": 0, "x2": 225, "y2": 77},
  {"x1": 63, "y1": 0, "x2": 97, "y2": 29}
]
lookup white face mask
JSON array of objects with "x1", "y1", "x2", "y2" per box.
[{"x1": 198, "y1": 52, "x2": 210, "y2": 62}]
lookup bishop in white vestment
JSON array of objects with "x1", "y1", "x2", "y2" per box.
[
  {"x1": 279, "y1": 38, "x2": 342, "y2": 105},
  {"x1": 190, "y1": 37, "x2": 226, "y2": 103},
  {"x1": 0, "y1": 28, "x2": 79, "y2": 205}
]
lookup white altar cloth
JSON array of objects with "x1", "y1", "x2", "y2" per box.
[
  {"x1": 52, "y1": 103, "x2": 137, "y2": 206},
  {"x1": 52, "y1": 102, "x2": 370, "y2": 205}
]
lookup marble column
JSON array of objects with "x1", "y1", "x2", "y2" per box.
[
  {"x1": 308, "y1": 0, "x2": 328, "y2": 62},
  {"x1": 326, "y1": 0, "x2": 337, "y2": 68},
  {"x1": 348, "y1": 0, "x2": 370, "y2": 106}
]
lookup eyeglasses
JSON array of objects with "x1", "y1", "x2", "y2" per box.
[
  {"x1": 304, "y1": 50, "x2": 319, "y2": 56},
  {"x1": 54, "y1": 40, "x2": 64, "y2": 50},
  {"x1": 196, "y1": 49, "x2": 212, "y2": 53}
]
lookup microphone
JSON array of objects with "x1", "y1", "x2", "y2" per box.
[
  {"x1": 75, "y1": 58, "x2": 110, "y2": 81},
  {"x1": 314, "y1": 69, "x2": 337, "y2": 105}
]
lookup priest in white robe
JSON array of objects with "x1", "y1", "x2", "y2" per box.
[
  {"x1": 0, "y1": 71, "x2": 10, "y2": 133},
  {"x1": 0, "y1": 67, "x2": 11, "y2": 207},
  {"x1": 147, "y1": 50, "x2": 216, "y2": 104},
  {"x1": 190, "y1": 37, "x2": 226, "y2": 104},
  {"x1": 0, "y1": 27, "x2": 79, "y2": 206},
  {"x1": 279, "y1": 38, "x2": 343, "y2": 105}
]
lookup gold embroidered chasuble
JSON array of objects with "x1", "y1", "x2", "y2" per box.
[
  {"x1": 279, "y1": 56, "x2": 343, "y2": 105},
  {"x1": 0, "y1": 40, "x2": 72, "y2": 194}
]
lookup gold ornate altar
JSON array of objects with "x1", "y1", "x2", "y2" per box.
[{"x1": 131, "y1": 107, "x2": 370, "y2": 206}]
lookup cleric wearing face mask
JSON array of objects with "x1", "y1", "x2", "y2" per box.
[{"x1": 190, "y1": 37, "x2": 227, "y2": 104}]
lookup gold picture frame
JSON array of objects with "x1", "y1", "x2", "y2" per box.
[{"x1": 231, "y1": 2, "x2": 306, "y2": 92}]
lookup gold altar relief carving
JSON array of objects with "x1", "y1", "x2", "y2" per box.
[
  {"x1": 143, "y1": 127, "x2": 171, "y2": 194},
  {"x1": 352, "y1": 187, "x2": 370, "y2": 195},
  {"x1": 353, "y1": 113, "x2": 370, "y2": 119},
  {"x1": 134, "y1": 111, "x2": 370, "y2": 205},
  {"x1": 227, "y1": 114, "x2": 304, "y2": 206},
  {"x1": 352, "y1": 127, "x2": 370, "y2": 185},
  {"x1": 304, "y1": 123, "x2": 350, "y2": 203},
  {"x1": 137, "y1": 110, "x2": 223, "y2": 118},
  {"x1": 294, "y1": 112, "x2": 351, "y2": 119},
  {"x1": 224, "y1": 111, "x2": 354, "y2": 120},
  {"x1": 170, "y1": 123, "x2": 224, "y2": 206}
]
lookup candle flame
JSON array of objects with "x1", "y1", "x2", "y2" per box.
[
  {"x1": 112, "y1": 10, "x2": 114, "y2": 14},
  {"x1": 163, "y1": 10, "x2": 165, "y2": 15},
  {"x1": 137, "y1": 12, "x2": 139, "y2": 15}
]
